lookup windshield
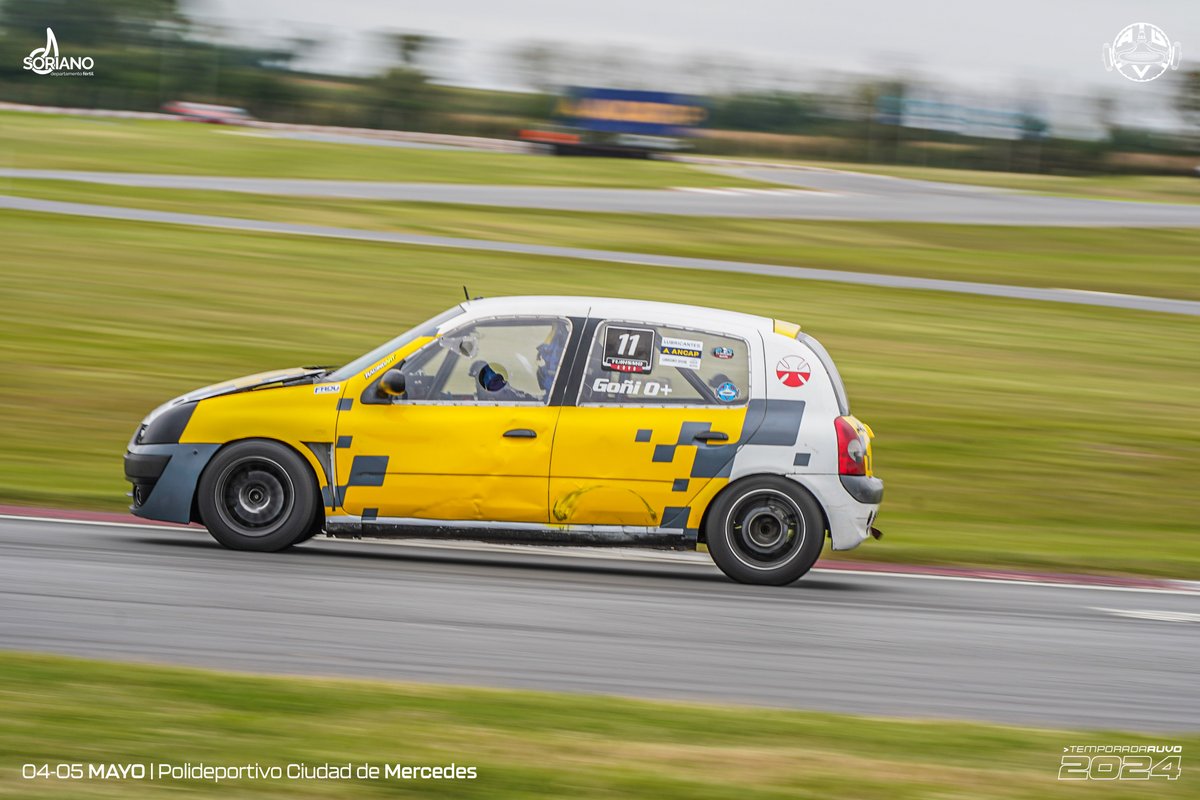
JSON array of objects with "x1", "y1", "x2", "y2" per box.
[{"x1": 325, "y1": 305, "x2": 465, "y2": 382}]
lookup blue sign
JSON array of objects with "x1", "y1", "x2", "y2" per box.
[
  {"x1": 716, "y1": 382, "x2": 739, "y2": 403},
  {"x1": 556, "y1": 87, "x2": 708, "y2": 137}
]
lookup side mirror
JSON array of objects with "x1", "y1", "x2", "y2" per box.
[{"x1": 378, "y1": 368, "x2": 406, "y2": 398}]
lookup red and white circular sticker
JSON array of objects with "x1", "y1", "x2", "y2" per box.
[{"x1": 775, "y1": 355, "x2": 811, "y2": 388}]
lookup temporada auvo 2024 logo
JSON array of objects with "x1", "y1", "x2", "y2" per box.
[{"x1": 23, "y1": 28, "x2": 94, "y2": 77}]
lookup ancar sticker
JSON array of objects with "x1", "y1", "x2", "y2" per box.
[
  {"x1": 775, "y1": 355, "x2": 811, "y2": 388},
  {"x1": 658, "y1": 336, "x2": 703, "y2": 370},
  {"x1": 716, "y1": 381, "x2": 739, "y2": 402},
  {"x1": 602, "y1": 326, "x2": 654, "y2": 373}
]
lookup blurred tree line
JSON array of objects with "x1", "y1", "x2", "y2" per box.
[{"x1": 1, "y1": 0, "x2": 1196, "y2": 174}]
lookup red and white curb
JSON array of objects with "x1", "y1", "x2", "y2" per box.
[{"x1": 1, "y1": 505, "x2": 1196, "y2": 595}]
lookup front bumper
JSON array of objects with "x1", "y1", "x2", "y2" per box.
[
  {"x1": 124, "y1": 442, "x2": 220, "y2": 524},
  {"x1": 124, "y1": 451, "x2": 171, "y2": 507}
]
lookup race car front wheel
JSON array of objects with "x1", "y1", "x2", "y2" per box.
[
  {"x1": 197, "y1": 440, "x2": 319, "y2": 552},
  {"x1": 705, "y1": 476, "x2": 825, "y2": 585}
]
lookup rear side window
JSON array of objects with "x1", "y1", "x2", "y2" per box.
[{"x1": 578, "y1": 321, "x2": 750, "y2": 406}]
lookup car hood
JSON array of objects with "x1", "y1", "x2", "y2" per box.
[
  {"x1": 143, "y1": 367, "x2": 327, "y2": 424},
  {"x1": 181, "y1": 367, "x2": 327, "y2": 402}
]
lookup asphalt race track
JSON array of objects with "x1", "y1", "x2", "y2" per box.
[
  {"x1": 3, "y1": 166, "x2": 1200, "y2": 226},
  {"x1": 2, "y1": 195, "x2": 1198, "y2": 317},
  {"x1": 2, "y1": 517, "x2": 1197, "y2": 732}
]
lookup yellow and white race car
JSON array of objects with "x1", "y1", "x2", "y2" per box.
[{"x1": 125, "y1": 296, "x2": 882, "y2": 585}]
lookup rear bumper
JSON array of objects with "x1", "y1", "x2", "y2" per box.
[
  {"x1": 788, "y1": 473, "x2": 883, "y2": 552},
  {"x1": 840, "y1": 475, "x2": 884, "y2": 505}
]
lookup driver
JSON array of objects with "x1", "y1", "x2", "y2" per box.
[{"x1": 470, "y1": 360, "x2": 531, "y2": 401}]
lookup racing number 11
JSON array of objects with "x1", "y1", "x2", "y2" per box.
[{"x1": 617, "y1": 332, "x2": 640, "y2": 356}]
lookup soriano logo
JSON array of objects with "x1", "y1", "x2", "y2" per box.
[{"x1": 23, "y1": 28, "x2": 94, "y2": 76}]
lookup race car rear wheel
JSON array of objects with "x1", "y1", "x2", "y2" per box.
[
  {"x1": 198, "y1": 440, "x2": 318, "y2": 552},
  {"x1": 705, "y1": 476, "x2": 824, "y2": 585}
]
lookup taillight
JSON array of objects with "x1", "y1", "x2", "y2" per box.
[{"x1": 835, "y1": 416, "x2": 866, "y2": 476}]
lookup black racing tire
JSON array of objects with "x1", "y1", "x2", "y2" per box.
[
  {"x1": 197, "y1": 440, "x2": 319, "y2": 552},
  {"x1": 705, "y1": 476, "x2": 825, "y2": 585},
  {"x1": 292, "y1": 514, "x2": 325, "y2": 545}
]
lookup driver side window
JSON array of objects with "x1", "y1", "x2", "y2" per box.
[{"x1": 402, "y1": 317, "x2": 571, "y2": 404}]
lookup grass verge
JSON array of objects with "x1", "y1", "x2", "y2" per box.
[
  {"x1": 3, "y1": 178, "x2": 1199, "y2": 301},
  {"x1": 0, "y1": 211, "x2": 1197, "y2": 576},
  {"x1": 0, "y1": 112, "x2": 764, "y2": 189},
  {"x1": 1, "y1": 652, "x2": 1194, "y2": 799}
]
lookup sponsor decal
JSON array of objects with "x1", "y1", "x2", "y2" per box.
[
  {"x1": 1102, "y1": 23, "x2": 1182, "y2": 83},
  {"x1": 712, "y1": 346, "x2": 735, "y2": 359},
  {"x1": 22, "y1": 28, "x2": 94, "y2": 77},
  {"x1": 363, "y1": 354, "x2": 395, "y2": 380},
  {"x1": 602, "y1": 325, "x2": 654, "y2": 374},
  {"x1": 716, "y1": 381, "x2": 739, "y2": 402},
  {"x1": 592, "y1": 377, "x2": 674, "y2": 397},
  {"x1": 657, "y1": 337, "x2": 703, "y2": 370},
  {"x1": 775, "y1": 355, "x2": 811, "y2": 388},
  {"x1": 313, "y1": 383, "x2": 342, "y2": 395}
]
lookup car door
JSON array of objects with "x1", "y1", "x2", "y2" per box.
[
  {"x1": 549, "y1": 319, "x2": 757, "y2": 531},
  {"x1": 333, "y1": 315, "x2": 573, "y2": 524}
]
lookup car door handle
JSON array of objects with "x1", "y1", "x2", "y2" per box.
[
  {"x1": 503, "y1": 428, "x2": 537, "y2": 439},
  {"x1": 693, "y1": 431, "x2": 729, "y2": 443}
]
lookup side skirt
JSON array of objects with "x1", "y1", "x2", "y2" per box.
[{"x1": 324, "y1": 515, "x2": 697, "y2": 550}]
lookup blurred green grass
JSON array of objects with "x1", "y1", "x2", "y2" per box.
[
  {"x1": 4, "y1": 178, "x2": 1198, "y2": 301},
  {"x1": 0, "y1": 112, "x2": 765, "y2": 188},
  {"x1": 0, "y1": 210, "x2": 1197, "y2": 577},
  {"x1": 1, "y1": 652, "x2": 1194, "y2": 799}
]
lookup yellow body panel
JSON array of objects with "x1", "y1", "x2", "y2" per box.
[
  {"x1": 180, "y1": 385, "x2": 338, "y2": 489},
  {"x1": 549, "y1": 406, "x2": 746, "y2": 527},
  {"x1": 335, "y1": 404, "x2": 560, "y2": 522},
  {"x1": 180, "y1": 386, "x2": 337, "y2": 446}
]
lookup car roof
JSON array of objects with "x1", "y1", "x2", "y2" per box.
[{"x1": 460, "y1": 296, "x2": 774, "y2": 333}]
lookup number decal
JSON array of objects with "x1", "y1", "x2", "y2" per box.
[{"x1": 602, "y1": 326, "x2": 654, "y2": 374}]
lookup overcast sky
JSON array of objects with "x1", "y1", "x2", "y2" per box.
[{"x1": 197, "y1": 0, "x2": 1195, "y2": 120}]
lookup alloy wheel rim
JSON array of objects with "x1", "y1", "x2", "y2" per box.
[
  {"x1": 725, "y1": 489, "x2": 805, "y2": 569},
  {"x1": 215, "y1": 456, "x2": 294, "y2": 537}
]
